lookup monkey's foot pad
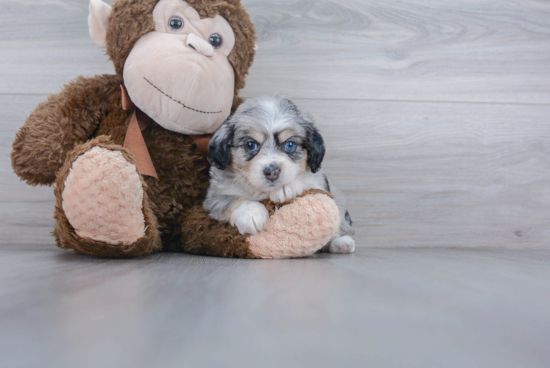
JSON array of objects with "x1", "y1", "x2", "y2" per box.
[
  {"x1": 248, "y1": 190, "x2": 340, "y2": 259},
  {"x1": 62, "y1": 146, "x2": 146, "y2": 245}
]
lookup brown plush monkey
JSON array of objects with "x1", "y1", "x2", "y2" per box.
[{"x1": 11, "y1": 0, "x2": 340, "y2": 258}]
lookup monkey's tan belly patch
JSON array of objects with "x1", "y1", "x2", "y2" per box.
[{"x1": 62, "y1": 147, "x2": 145, "y2": 246}]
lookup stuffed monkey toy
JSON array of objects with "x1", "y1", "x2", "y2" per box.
[{"x1": 11, "y1": 0, "x2": 340, "y2": 258}]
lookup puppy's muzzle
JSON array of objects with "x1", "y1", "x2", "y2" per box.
[{"x1": 263, "y1": 164, "x2": 280, "y2": 181}]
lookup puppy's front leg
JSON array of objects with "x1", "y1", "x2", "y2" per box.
[
  {"x1": 230, "y1": 201, "x2": 270, "y2": 235},
  {"x1": 269, "y1": 181, "x2": 306, "y2": 203}
]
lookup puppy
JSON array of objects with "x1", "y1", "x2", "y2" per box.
[{"x1": 203, "y1": 96, "x2": 355, "y2": 254}]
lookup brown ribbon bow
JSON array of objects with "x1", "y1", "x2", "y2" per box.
[{"x1": 121, "y1": 85, "x2": 212, "y2": 178}]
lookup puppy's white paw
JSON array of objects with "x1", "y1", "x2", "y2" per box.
[
  {"x1": 269, "y1": 181, "x2": 305, "y2": 203},
  {"x1": 328, "y1": 235, "x2": 355, "y2": 254},
  {"x1": 230, "y1": 201, "x2": 269, "y2": 235}
]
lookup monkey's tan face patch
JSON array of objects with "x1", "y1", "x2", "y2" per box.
[
  {"x1": 153, "y1": 0, "x2": 236, "y2": 57},
  {"x1": 123, "y1": 0, "x2": 236, "y2": 135}
]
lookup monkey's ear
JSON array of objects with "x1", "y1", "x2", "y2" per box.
[
  {"x1": 208, "y1": 122, "x2": 235, "y2": 170},
  {"x1": 88, "y1": 0, "x2": 112, "y2": 48},
  {"x1": 303, "y1": 122, "x2": 326, "y2": 173}
]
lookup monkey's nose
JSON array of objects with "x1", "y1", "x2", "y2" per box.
[
  {"x1": 186, "y1": 33, "x2": 214, "y2": 57},
  {"x1": 263, "y1": 164, "x2": 280, "y2": 181}
]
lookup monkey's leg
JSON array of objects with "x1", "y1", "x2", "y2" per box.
[
  {"x1": 179, "y1": 190, "x2": 340, "y2": 259},
  {"x1": 54, "y1": 136, "x2": 161, "y2": 257}
]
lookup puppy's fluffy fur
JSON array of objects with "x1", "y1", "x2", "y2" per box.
[{"x1": 204, "y1": 96, "x2": 355, "y2": 253}]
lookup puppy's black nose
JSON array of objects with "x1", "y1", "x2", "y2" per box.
[{"x1": 263, "y1": 164, "x2": 280, "y2": 181}]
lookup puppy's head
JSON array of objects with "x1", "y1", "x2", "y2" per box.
[{"x1": 208, "y1": 96, "x2": 325, "y2": 192}]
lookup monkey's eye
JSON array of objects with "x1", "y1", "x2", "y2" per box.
[
  {"x1": 169, "y1": 16, "x2": 184, "y2": 31},
  {"x1": 283, "y1": 141, "x2": 296, "y2": 153},
  {"x1": 209, "y1": 33, "x2": 223, "y2": 48},
  {"x1": 245, "y1": 141, "x2": 259, "y2": 152}
]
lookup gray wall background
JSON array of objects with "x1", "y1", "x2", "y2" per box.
[{"x1": 1, "y1": 0, "x2": 550, "y2": 248}]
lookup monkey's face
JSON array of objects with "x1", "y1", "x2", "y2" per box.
[{"x1": 123, "y1": 0, "x2": 236, "y2": 135}]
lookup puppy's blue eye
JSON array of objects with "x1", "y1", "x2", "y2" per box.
[
  {"x1": 284, "y1": 141, "x2": 296, "y2": 152},
  {"x1": 245, "y1": 141, "x2": 259, "y2": 152}
]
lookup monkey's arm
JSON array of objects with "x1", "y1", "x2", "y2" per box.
[
  {"x1": 178, "y1": 190, "x2": 341, "y2": 259},
  {"x1": 178, "y1": 204, "x2": 256, "y2": 258},
  {"x1": 11, "y1": 74, "x2": 122, "y2": 186}
]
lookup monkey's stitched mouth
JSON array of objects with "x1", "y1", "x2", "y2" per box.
[{"x1": 144, "y1": 77, "x2": 222, "y2": 115}]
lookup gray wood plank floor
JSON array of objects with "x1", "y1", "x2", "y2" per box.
[
  {"x1": 2, "y1": 1, "x2": 550, "y2": 366},
  {"x1": 1, "y1": 246, "x2": 550, "y2": 368}
]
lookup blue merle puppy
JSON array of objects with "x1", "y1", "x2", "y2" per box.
[{"x1": 203, "y1": 96, "x2": 355, "y2": 253}]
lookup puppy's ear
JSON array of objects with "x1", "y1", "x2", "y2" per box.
[
  {"x1": 303, "y1": 121, "x2": 326, "y2": 173},
  {"x1": 208, "y1": 121, "x2": 234, "y2": 170}
]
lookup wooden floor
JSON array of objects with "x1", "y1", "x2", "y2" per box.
[
  {"x1": 1, "y1": 0, "x2": 550, "y2": 366},
  {"x1": 1, "y1": 246, "x2": 549, "y2": 368}
]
